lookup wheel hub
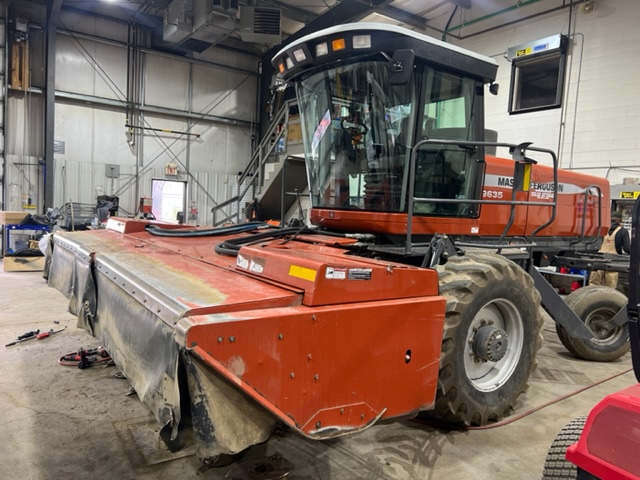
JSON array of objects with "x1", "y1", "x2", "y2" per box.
[{"x1": 473, "y1": 325, "x2": 508, "y2": 362}]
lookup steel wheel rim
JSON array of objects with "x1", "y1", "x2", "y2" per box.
[
  {"x1": 464, "y1": 298, "x2": 524, "y2": 392},
  {"x1": 585, "y1": 308, "x2": 625, "y2": 345}
]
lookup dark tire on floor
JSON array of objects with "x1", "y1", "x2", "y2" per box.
[
  {"x1": 559, "y1": 286, "x2": 629, "y2": 362},
  {"x1": 431, "y1": 252, "x2": 544, "y2": 425},
  {"x1": 555, "y1": 322, "x2": 581, "y2": 358},
  {"x1": 542, "y1": 416, "x2": 586, "y2": 480}
]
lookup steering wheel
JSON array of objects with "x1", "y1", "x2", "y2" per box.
[
  {"x1": 340, "y1": 118, "x2": 368, "y2": 146},
  {"x1": 341, "y1": 118, "x2": 368, "y2": 135}
]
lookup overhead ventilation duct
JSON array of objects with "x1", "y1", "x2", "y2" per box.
[
  {"x1": 163, "y1": 0, "x2": 238, "y2": 52},
  {"x1": 212, "y1": 0, "x2": 239, "y2": 14},
  {"x1": 163, "y1": 0, "x2": 192, "y2": 44},
  {"x1": 239, "y1": 6, "x2": 281, "y2": 45},
  {"x1": 446, "y1": 0, "x2": 472, "y2": 8}
]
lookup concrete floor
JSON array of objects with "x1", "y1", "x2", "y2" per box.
[{"x1": 0, "y1": 260, "x2": 634, "y2": 480}]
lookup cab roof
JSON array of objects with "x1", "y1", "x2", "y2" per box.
[{"x1": 272, "y1": 22, "x2": 498, "y2": 84}]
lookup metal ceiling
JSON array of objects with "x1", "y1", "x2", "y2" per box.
[{"x1": 29, "y1": 0, "x2": 584, "y2": 55}]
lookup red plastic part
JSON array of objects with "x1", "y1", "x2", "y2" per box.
[{"x1": 566, "y1": 383, "x2": 640, "y2": 479}]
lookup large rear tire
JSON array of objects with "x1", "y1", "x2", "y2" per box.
[
  {"x1": 542, "y1": 416, "x2": 586, "y2": 479},
  {"x1": 556, "y1": 286, "x2": 628, "y2": 362},
  {"x1": 432, "y1": 252, "x2": 543, "y2": 425}
]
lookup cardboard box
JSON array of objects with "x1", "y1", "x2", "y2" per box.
[
  {"x1": 3, "y1": 255, "x2": 45, "y2": 272},
  {"x1": 287, "y1": 116, "x2": 302, "y2": 144},
  {"x1": 0, "y1": 211, "x2": 28, "y2": 225}
]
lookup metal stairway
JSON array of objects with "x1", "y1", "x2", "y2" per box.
[{"x1": 211, "y1": 99, "x2": 309, "y2": 226}]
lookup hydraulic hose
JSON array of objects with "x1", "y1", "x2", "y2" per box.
[
  {"x1": 468, "y1": 367, "x2": 633, "y2": 430},
  {"x1": 215, "y1": 226, "x2": 350, "y2": 257},
  {"x1": 144, "y1": 221, "x2": 267, "y2": 237},
  {"x1": 145, "y1": 222, "x2": 349, "y2": 257},
  {"x1": 215, "y1": 226, "x2": 314, "y2": 256},
  {"x1": 413, "y1": 366, "x2": 633, "y2": 431}
]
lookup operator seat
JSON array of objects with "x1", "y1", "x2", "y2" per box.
[{"x1": 414, "y1": 150, "x2": 462, "y2": 215}]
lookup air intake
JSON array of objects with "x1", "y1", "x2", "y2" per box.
[{"x1": 239, "y1": 6, "x2": 281, "y2": 44}]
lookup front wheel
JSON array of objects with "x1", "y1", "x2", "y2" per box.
[
  {"x1": 542, "y1": 416, "x2": 586, "y2": 479},
  {"x1": 556, "y1": 286, "x2": 629, "y2": 362},
  {"x1": 432, "y1": 252, "x2": 543, "y2": 425}
]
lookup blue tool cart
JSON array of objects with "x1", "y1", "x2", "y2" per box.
[{"x1": 4, "y1": 224, "x2": 50, "y2": 255}]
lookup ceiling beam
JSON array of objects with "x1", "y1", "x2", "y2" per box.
[
  {"x1": 47, "y1": 0, "x2": 63, "y2": 25},
  {"x1": 374, "y1": 5, "x2": 427, "y2": 30},
  {"x1": 447, "y1": 0, "x2": 472, "y2": 9},
  {"x1": 59, "y1": 4, "x2": 162, "y2": 30},
  {"x1": 259, "y1": 0, "x2": 318, "y2": 25}
]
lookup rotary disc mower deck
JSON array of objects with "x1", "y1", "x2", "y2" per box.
[{"x1": 45, "y1": 218, "x2": 446, "y2": 461}]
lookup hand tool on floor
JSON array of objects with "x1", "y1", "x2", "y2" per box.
[
  {"x1": 36, "y1": 328, "x2": 66, "y2": 340},
  {"x1": 5, "y1": 327, "x2": 66, "y2": 347},
  {"x1": 5, "y1": 329, "x2": 40, "y2": 347},
  {"x1": 58, "y1": 346, "x2": 111, "y2": 368}
]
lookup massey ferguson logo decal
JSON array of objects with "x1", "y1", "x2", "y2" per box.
[{"x1": 495, "y1": 176, "x2": 564, "y2": 192}]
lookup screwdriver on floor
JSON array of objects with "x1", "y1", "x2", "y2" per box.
[
  {"x1": 36, "y1": 328, "x2": 66, "y2": 340},
  {"x1": 5, "y1": 327, "x2": 66, "y2": 347}
]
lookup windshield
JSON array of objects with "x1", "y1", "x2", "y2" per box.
[{"x1": 296, "y1": 60, "x2": 415, "y2": 212}]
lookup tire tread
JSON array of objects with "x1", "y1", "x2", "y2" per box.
[
  {"x1": 542, "y1": 416, "x2": 586, "y2": 479},
  {"x1": 433, "y1": 253, "x2": 544, "y2": 426}
]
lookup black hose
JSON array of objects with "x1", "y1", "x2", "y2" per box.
[
  {"x1": 215, "y1": 227, "x2": 313, "y2": 256},
  {"x1": 145, "y1": 221, "x2": 349, "y2": 257},
  {"x1": 9, "y1": 248, "x2": 43, "y2": 257},
  {"x1": 144, "y1": 221, "x2": 267, "y2": 237},
  {"x1": 214, "y1": 226, "x2": 352, "y2": 257}
]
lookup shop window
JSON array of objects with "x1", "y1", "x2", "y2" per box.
[{"x1": 508, "y1": 36, "x2": 568, "y2": 114}]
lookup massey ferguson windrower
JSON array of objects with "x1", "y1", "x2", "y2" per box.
[{"x1": 46, "y1": 23, "x2": 623, "y2": 465}]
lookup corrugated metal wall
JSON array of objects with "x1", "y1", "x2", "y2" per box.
[{"x1": 3, "y1": 6, "x2": 258, "y2": 225}]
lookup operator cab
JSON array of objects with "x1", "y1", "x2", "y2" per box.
[{"x1": 273, "y1": 23, "x2": 498, "y2": 229}]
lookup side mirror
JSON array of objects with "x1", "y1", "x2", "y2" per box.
[{"x1": 389, "y1": 49, "x2": 415, "y2": 85}]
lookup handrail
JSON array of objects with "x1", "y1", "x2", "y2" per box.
[
  {"x1": 235, "y1": 98, "x2": 298, "y2": 223},
  {"x1": 211, "y1": 195, "x2": 240, "y2": 226},
  {"x1": 213, "y1": 210, "x2": 238, "y2": 226},
  {"x1": 569, "y1": 185, "x2": 603, "y2": 246},
  {"x1": 211, "y1": 196, "x2": 239, "y2": 211},
  {"x1": 405, "y1": 139, "x2": 559, "y2": 255}
]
